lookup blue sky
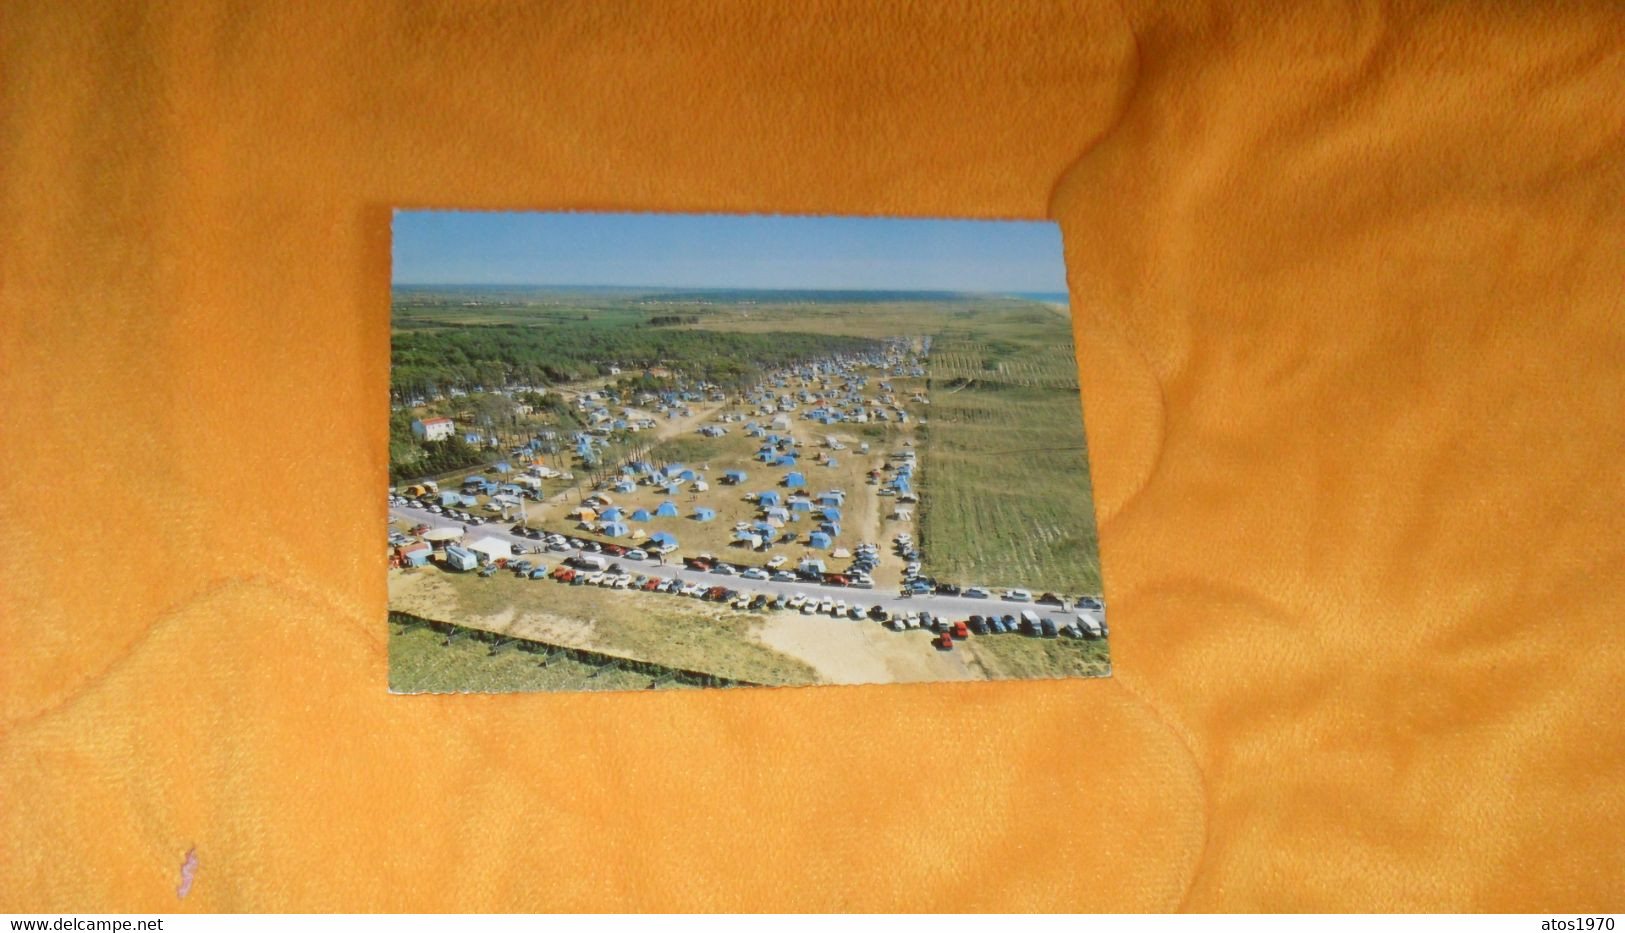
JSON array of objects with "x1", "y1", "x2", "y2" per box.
[{"x1": 392, "y1": 210, "x2": 1067, "y2": 293}]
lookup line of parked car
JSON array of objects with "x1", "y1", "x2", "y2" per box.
[
  {"x1": 472, "y1": 552, "x2": 1106, "y2": 650},
  {"x1": 890, "y1": 531, "x2": 1101, "y2": 612}
]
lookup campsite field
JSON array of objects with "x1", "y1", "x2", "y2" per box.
[{"x1": 389, "y1": 287, "x2": 1107, "y2": 690}]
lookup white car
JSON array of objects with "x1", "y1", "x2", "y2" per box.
[
  {"x1": 800, "y1": 601, "x2": 817, "y2": 615},
  {"x1": 1003, "y1": 589, "x2": 1034, "y2": 602},
  {"x1": 787, "y1": 594, "x2": 807, "y2": 609},
  {"x1": 904, "y1": 613, "x2": 921, "y2": 629},
  {"x1": 741, "y1": 568, "x2": 768, "y2": 580},
  {"x1": 819, "y1": 598, "x2": 833, "y2": 614},
  {"x1": 731, "y1": 596, "x2": 751, "y2": 610},
  {"x1": 680, "y1": 582, "x2": 704, "y2": 597},
  {"x1": 835, "y1": 600, "x2": 847, "y2": 616},
  {"x1": 905, "y1": 562, "x2": 921, "y2": 575},
  {"x1": 585, "y1": 572, "x2": 605, "y2": 585},
  {"x1": 766, "y1": 556, "x2": 787, "y2": 569}
]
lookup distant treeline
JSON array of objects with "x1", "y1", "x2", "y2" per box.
[
  {"x1": 645, "y1": 314, "x2": 699, "y2": 326},
  {"x1": 392, "y1": 323, "x2": 880, "y2": 398}
]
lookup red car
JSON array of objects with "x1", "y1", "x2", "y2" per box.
[
  {"x1": 933, "y1": 633, "x2": 954, "y2": 650},
  {"x1": 641, "y1": 578, "x2": 662, "y2": 591},
  {"x1": 685, "y1": 558, "x2": 712, "y2": 571},
  {"x1": 603, "y1": 544, "x2": 627, "y2": 556},
  {"x1": 951, "y1": 621, "x2": 969, "y2": 640}
]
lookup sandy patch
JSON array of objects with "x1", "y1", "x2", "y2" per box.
[{"x1": 754, "y1": 612, "x2": 978, "y2": 686}]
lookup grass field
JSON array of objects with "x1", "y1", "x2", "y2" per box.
[
  {"x1": 388, "y1": 618, "x2": 702, "y2": 693},
  {"x1": 389, "y1": 565, "x2": 823, "y2": 687},
  {"x1": 971, "y1": 630, "x2": 1111, "y2": 681},
  {"x1": 916, "y1": 332, "x2": 1101, "y2": 595}
]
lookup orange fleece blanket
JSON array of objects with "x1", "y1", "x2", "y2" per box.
[{"x1": 2, "y1": 0, "x2": 1621, "y2": 912}]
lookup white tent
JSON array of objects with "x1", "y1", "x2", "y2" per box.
[{"x1": 465, "y1": 537, "x2": 511, "y2": 564}]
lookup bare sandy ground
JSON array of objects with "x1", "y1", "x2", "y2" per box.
[{"x1": 754, "y1": 612, "x2": 980, "y2": 685}]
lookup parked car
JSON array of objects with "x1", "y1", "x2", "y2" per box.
[
  {"x1": 818, "y1": 598, "x2": 834, "y2": 614},
  {"x1": 529, "y1": 567, "x2": 549, "y2": 579},
  {"x1": 964, "y1": 586, "x2": 990, "y2": 599},
  {"x1": 1004, "y1": 589, "x2": 1034, "y2": 602},
  {"x1": 771, "y1": 571, "x2": 797, "y2": 583},
  {"x1": 741, "y1": 568, "x2": 768, "y2": 581},
  {"x1": 1037, "y1": 592, "x2": 1066, "y2": 607},
  {"x1": 935, "y1": 583, "x2": 962, "y2": 596},
  {"x1": 766, "y1": 556, "x2": 787, "y2": 568},
  {"x1": 933, "y1": 632, "x2": 954, "y2": 650},
  {"x1": 625, "y1": 549, "x2": 648, "y2": 561},
  {"x1": 1040, "y1": 617, "x2": 1058, "y2": 638}
]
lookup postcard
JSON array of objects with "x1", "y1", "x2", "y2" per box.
[{"x1": 388, "y1": 210, "x2": 1107, "y2": 692}]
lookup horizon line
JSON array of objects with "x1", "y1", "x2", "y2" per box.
[{"x1": 391, "y1": 282, "x2": 1070, "y2": 296}]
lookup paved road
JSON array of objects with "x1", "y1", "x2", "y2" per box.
[{"x1": 389, "y1": 504, "x2": 1092, "y2": 626}]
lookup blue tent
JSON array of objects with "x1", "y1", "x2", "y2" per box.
[
  {"x1": 677, "y1": 469, "x2": 696, "y2": 482},
  {"x1": 613, "y1": 480, "x2": 635, "y2": 493},
  {"x1": 784, "y1": 471, "x2": 806, "y2": 488},
  {"x1": 630, "y1": 508, "x2": 652, "y2": 522},
  {"x1": 757, "y1": 491, "x2": 782, "y2": 507},
  {"x1": 655, "y1": 501, "x2": 679, "y2": 517},
  {"x1": 598, "y1": 507, "x2": 623, "y2": 521},
  {"x1": 664, "y1": 483, "x2": 680, "y2": 495},
  {"x1": 650, "y1": 531, "x2": 678, "y2": 549},
  {"x1": 602, "y1": 521, "x2": 629, "y2": 537},
  {"x1": 692, "y1": 507, "x2": 716, "y2": 522},
  {"x1": 764, "y1": 506, "x2": 790, "y2": 521},
  {"x1": 817, "y1": 492, "x2": 844, "y2": 506},
  {"x1": 820, "y1": 522, "x2": 841, "y2": 536},
  {"x1": 790, "y1": 499, "x2": 813, "y2": 512},
  {"x1": 723, "y1": 470, "x2": 748, "y2": 484},
  {"x1": 808, "y1": 531, "x2": 832, "y2": 549}
]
